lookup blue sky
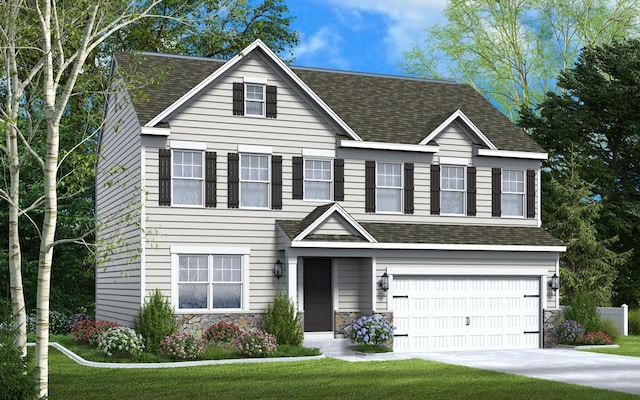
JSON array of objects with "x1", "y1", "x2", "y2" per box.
[{"x1": 287, "y1": 0, "x2": 447, "y2": 76}]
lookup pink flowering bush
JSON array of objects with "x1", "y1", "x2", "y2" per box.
[
  {"x1": 92, "y1": 321, "x2": 121, "y2": 345},
  {"x1": 578, "y1": 331, "x2": 612, "y2": 345},
  {"x1": 158, "y1": 332, "x2": 205, "y2": 360},
  {"x1": 203, "y1": 321, "x2": 242, "y2": 346},
  {"x1": 234, "y1": 329, "x2": 278, "y2": 357},
  {"x1": 71, "y1": 320, "x2": 120, "y2": 345}
]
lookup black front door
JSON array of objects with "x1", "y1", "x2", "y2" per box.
[{"x1": 303, "y1": 258, "x2": 332, "y2": 331}]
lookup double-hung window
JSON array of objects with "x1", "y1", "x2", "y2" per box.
[
  {"x1": 172, "y1": 150, "x2": 203, "y2": 206},
  {"x1": 502, "y1": 170, "x2": 525, "y2": 217},
  {"x1": 240, "y1": 153, "x2": 270, "y2": 208},
  {"x1": 245, "y1": 84, "x2": 265, "y2": 116},
  {"x1": 304, "y1": 159, "x2": 332, "y2": 200},
  {"x1": 376, "y1": 162, "x2": 402, "y2": 213},
  {"x1": 441, "y1": 165, "x2": 465, "y2": 215},
  {"x1": 174, "y1": 250, "x2": 247, "y2": 311}
]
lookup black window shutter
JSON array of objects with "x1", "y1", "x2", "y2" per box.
[
  {"x1": 272, "y1": 155, "x2": 282, "y2": 209},
  {"x1": 365, "y1": 160, "x2": 376, "y2": 213},
  {"x1": 233, "y1": 82, "x2": 244, "y2": 116},
  {"x1": 266, "y1": 85, "x2": 277, "y2": 118},
  {"x1": 334, "y1": 158, "x2": 344, "y2": 201},
  {"x1": 205, "y1": 152, "x2": 217, "y2": 208},
  {"x1": 467, "y1": 166, "x2": 476, "y2": 216},
  {"x1": 404, "y1": 163, "x2": 414, "y2": 215},
  {"x1": 228, "y1": 153, "x2": 239, "y2": 208},
  {"x1": 526, "y1": 169, "x2": 535, "y2": 218},
  {"x1": 492, "y1": 168, "x2": 502, "y2": 217},
  {"x1": 430, "y1": 164, "x2": 440, "y2": 215},
  {"x1": 159, "y1": 149, "x2": 171, "y2": 206},
  {"x1": 292, "y1": 156, "x2": 303, "y2": 199}
]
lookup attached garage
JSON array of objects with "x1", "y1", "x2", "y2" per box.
[{"x1": 391, "y1": 275, "x2": 542, "y2": 352}]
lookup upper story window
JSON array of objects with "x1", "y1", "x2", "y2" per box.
[
  {"x1": 240, "y1": 153, "x2": 270, "y2": 208},
  {"x1": 172, "y1": 150, "x2": 204, "y2": 206},
  {"x1": 376, "y1": 162, "x2": 403, "y2": 213},
  {"x1": 502, "y1": 169, "x2": 525, "y2": 217},
  {"x1": 304, "y1": 159, "x2": 332, "y2": 200},
  {"x1": 441, "y1": 165, "x2": 465, "y2": 215},
  {"x1": 245, "y1": 84, "x2": 265, "y2": 116}
]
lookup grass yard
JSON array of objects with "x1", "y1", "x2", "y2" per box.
[
  {"x1": 48, "y1": 348, "x2": 638, "y2": 400},
  {"x1": 584, "y1": 335, "x2": 640, "y2": 358}
]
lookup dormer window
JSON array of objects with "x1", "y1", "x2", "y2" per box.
[{"x1": 245, "y1": 84, "x2": 265, "y2": 116}]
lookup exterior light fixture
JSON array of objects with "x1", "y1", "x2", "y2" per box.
[
  {"x1": 550, "y1": 273, "x2": 559, "y2": 291},
  {"x1": 380, "y1": 272, "x2": 389, "y2": 292},
  {"x1": 273, "y1": 259, "x2": 283, "y2": 280}
]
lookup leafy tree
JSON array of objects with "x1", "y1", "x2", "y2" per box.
[
  {"x1": 403, "y1": 0, "x2": 640, "y2": 120},
  {"x1": 520, "y1": 39, "x2": 640, "y2": 306}
]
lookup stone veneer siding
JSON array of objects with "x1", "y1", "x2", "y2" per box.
[
  {"x1": 176, "y1": 313, "x2": 266, "y2": 336},
  {"x1": 543, "y1": 308, "x2": 561, "y2": 348}
]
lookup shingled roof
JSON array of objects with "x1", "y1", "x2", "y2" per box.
[{"x1": 113, "y1": 50, "x2": 545, "y2": 153}]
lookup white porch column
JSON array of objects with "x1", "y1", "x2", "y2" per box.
[
  {"x1": 286, "y1": 253, "x2": 298, "y2": 310},
  {"x1": 371, "y1": 257, "x2": 377, "y2": 312}
]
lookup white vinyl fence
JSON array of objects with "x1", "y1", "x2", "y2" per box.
[{"x1": 560, "y1": 304, "x2": 628, "y2": 336}]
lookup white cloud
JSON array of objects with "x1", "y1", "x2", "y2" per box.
[
  {"x1": 292, "y1": 26, "x2": 351, "y2": 70},
  {"x1": 323, "y1": 0, "x2": 447, "y2": 63}
]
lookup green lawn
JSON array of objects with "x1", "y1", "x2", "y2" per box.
[
  {"x1": 584, "y1": 335, "x2": 640, "y2": 357},
  {"x1": 48, "y1": 348, "x2": 638, "y2": 399}
]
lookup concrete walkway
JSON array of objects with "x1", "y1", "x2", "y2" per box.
[{"x1": 303, "y1": 338, "x2": 640, "y2": 396}]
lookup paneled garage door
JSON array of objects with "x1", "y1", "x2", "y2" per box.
[{"x1": 392, "y1": 276, "x2": 540, "y2": 352}]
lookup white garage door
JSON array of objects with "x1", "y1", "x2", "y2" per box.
[{"x1": 392, "y1": 276, "x2": 541, "y2": 352}]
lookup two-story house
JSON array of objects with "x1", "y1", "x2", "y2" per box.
[{"x1": 96, "y1": 40, "x2": 564, "y2": 352}]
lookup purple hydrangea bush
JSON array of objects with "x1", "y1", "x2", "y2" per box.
[
  {"x1": 348, "y1": 315, "x2": 394, "y2": 346},
  {"x1": 552, "y1": 320, "x2": 586, "y2": 345}
]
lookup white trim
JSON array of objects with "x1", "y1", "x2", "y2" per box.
[
  {"x1": 293, "y1": 203, "x2": 377, "y2": 243},
  {"x1": 376, "y1": 161, "x2": 403, "y2": 214},
  {"x1": 290, "y1": 241, "x2": 566, "y2": 252},
  {"x1": 297, "y1": 259, "x2": 304, "y2": 312},
  {"x1": 169, "y1": 140, "x2": 207, "y2": 151},
  {"x1": 537, "y1": 170, "x2": 542, "y2": 228},
  {"x1": 141, "y1": 127, "x2": 170, "y2": 136},
  {"x1": 339, "y1": 138, "x2": 439, "y2": 153},
  {"x1": 171, "y1": 149, "x2": 205, "y2": 207},
  {"x1": 477, "y1": 148, "x2": 548, "y2": 160},
  {"x1": 146, "y1": 39, "x2": 362, "y2": 141},
  {"x1": 439, "y1": 157, "x2": 470, "y2": 166},
  {"x1": 302, "y1": 148, "x2": 335, "y2": 158},
  {"x1": 243, "y1": 76, "x2": 268, "y2": 84},
  {"x1": 440, "y1": 164, "x2": 466, "y2": 216},
  {"x1": 387, "y1": 266, "x2": 548, "y2": 276},
  {"x1": 286, "y1": 252, "x2": 298, "y2": 310},
  {"x1": 371, "y1": 258, "x2": 377, "y2": 312},
  {"x1": 420, "y1": 109, "x2": 497, "y2": 150},
  {"x1": 170, "y1": 246, "x2": 251, "y2": 255},
  {"x1": 239, "y1": 153, "x2": 271, "y2": 209},
  {"x1": 140, "y1": 146, "x2": 146, "y2": 305},
  {"x1": 238, "y1": 144, "x2": 273, "y2": 154}
]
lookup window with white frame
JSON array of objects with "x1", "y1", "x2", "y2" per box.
[
  {"x1": 304, "y1": 159, "x2": 332, "y2": 200},
  {"x1": 177, "y1": 254, "x2": 244, "y2": 310},
  {"x1": 502, "y1": 169, "x2": 525, "y2": 217},
  {"x1": 377, "y1": 162, "x2": 402, "y2": 212},
  {"x1": 441, "y1": 165, "x2": 465, "y2": 215},
  {"x1": 240, "y1": 153, "x2": 269, "y2": 208},
  {"x1": 245, "y1": 84, "x2": 265, "y2": 116},
  {"x1": 172, "y1": 150, "x2": 203, "y2": 206}
]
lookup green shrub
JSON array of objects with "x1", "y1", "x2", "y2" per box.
[
  {"x1": 97, "y1": 326, "x2": 145, "y2": 356},
  {"x1": 0, "y1": 304, "x2": 38, "y2": 400},
  {"x1": 262, "y1": 292, "x2": 303, "y2": 346},
  {"x1": 50, "y1": 310, "x2": 69, "y2": 334},
  {"x1": 597, "y1": 318, "x2": 621, "y2": 343},
  {"x1": 564, "y1": 290, "x2": 601, "y2": 332},
  {"x1": 629, "y1": 309, "x2": 640, "y2": 335},
  {"x1": 135, "y1": 289, "x2": 178, "y2": 354}
]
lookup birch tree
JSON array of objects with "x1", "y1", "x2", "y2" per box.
[{"x1": 402, "y1": 0, "x2": 640, "y2": 120}]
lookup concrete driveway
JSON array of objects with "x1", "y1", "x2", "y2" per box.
[{"x1": 414, "y1": 349, "x2": 640, "y2": 395}]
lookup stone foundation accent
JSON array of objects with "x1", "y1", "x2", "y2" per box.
[
  {"x1": 543, "y1": 309, "x2": 561, "y2": 348},
  {"x1": 176, "y1": 313, "x2": 265, "y2": 336},
  {"x1": 334, "y1": 311, "x2": 394, "y2": 340}
]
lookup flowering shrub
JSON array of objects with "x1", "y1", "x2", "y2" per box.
[
  {"x1": 578, "y1": 331, "x2": 612, "y2": 345},
  {"x1": 97, "y1": 326, "x2": 145, "y2": 356},
  {"x1": 66, "y1": 313, "x2": 93, "y2": 333},
  {"x1": 93, "y1": 321, "x2": 121, "y2": 344},
  {"x1": 203, "y1": 321, "x2": 242, "y2": 346},
  {"x1": 71, "y1": 319, "x2": 96, "y2": 344},
  {"x1": 552, "y1": 320, "x2": 586, "y2": 345},
  {"x1": 158, "y1": 332, "x2": 205, "y2": 360},
  {"x1": 234, "y1": 329, "x2": 278, "y2": 357},
  {"x1": 49, "y1": 311, "x2": 69, "y2": 334},
  {"x1": 348, "y1": 315, "x2": 394, "y2": 346}
]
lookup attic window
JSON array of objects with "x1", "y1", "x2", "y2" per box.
[
  {"x1": 245, "y1": 84, "x2": 265, "y2": 116},
  {"x1": 233, "y1": 82, "x2": 277, "y2": 118}
]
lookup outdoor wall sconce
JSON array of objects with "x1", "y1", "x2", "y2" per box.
[
  {"x1": 273, "y1": 259, "x2": 283, "y2": 280},
  {"x1": 380, "y1": 272, "x2": 389, "y2": 292},
  {"x1": 550, "y1": 273, "x2": 559, "y2": 291}
]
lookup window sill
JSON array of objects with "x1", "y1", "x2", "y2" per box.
[{"x1": 170, "y1": 204, "x2": 205, "y2": 209}]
